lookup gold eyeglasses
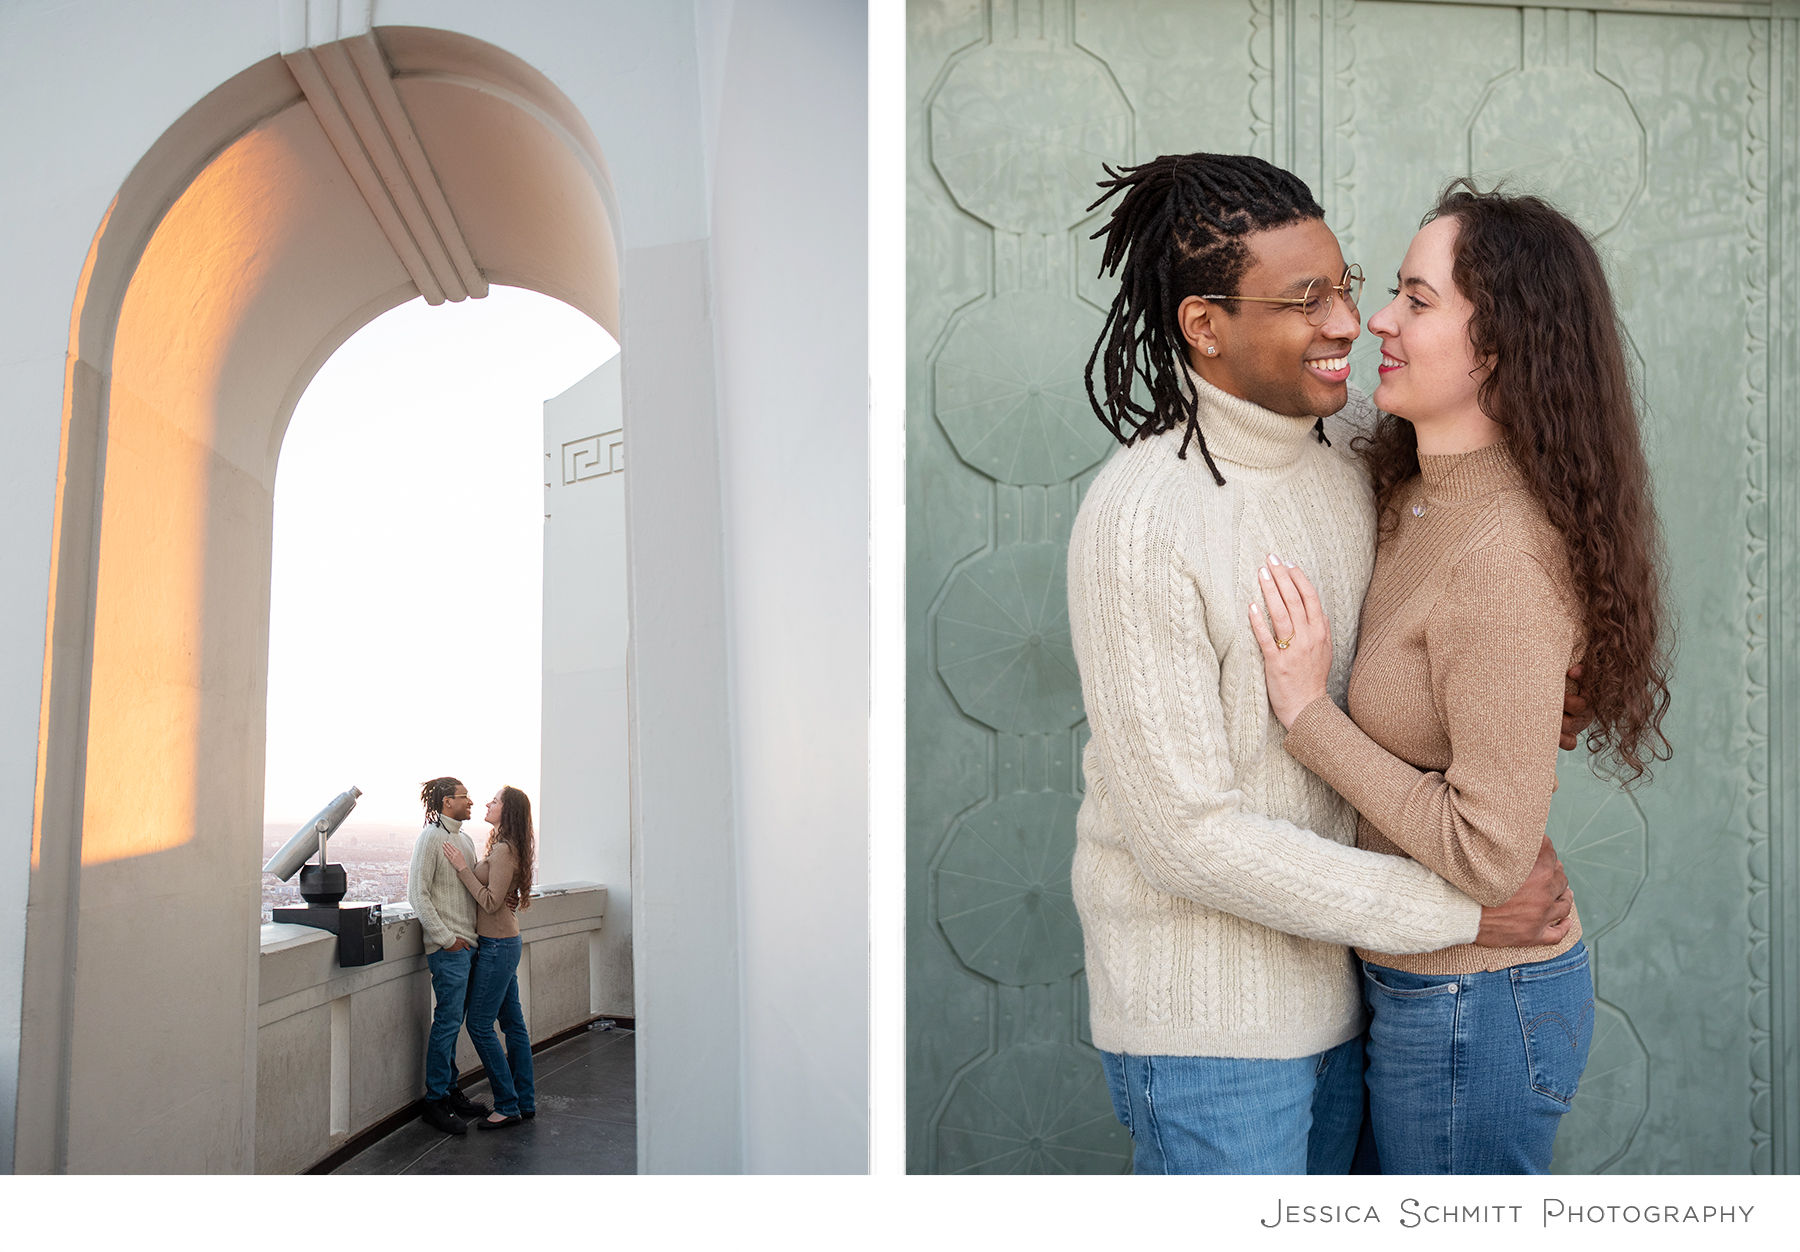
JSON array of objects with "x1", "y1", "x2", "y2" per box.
[{"x1": 1202, "y1": 264, "x2": 1364, "y2": 327}]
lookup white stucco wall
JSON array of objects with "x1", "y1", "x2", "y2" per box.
[
  {"x1": 0, "y1": 0, "x2": 867, "y2": 1174},
  {"x1": 708, "y1": 0, "x2": 870, "y2": 1173},
  {"x1": 0, "y1": 1, "x2": 283, "y2": 1172},
  {"x1": 540, "y1": 359, "x2": 633, "y2": 1020}
]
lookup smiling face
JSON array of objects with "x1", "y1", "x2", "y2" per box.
[
  {"x1": 1366, "y1": 215, "x2": 1491, "y2": 436},
  {"x1": 1178, "y1": 217, "x2": 1361, "y2": 418},
  {"x1": 485, "y1": 791, "x2": 504, "y2": 828},
  {"x1": 441, "y1": 787, "x2": 473, "y2": 822}
]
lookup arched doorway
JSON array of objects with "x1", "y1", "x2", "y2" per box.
[{"x1": 21, "y1": 27, "x2": 640, "y2": 1173}]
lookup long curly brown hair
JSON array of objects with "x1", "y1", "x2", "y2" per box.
[
  {"x1": 1357, "y1": 181, "x2": 1672, "y2": 783},
  {"x1": 485, "y1": 785, "x2": 535, "y2": 910}
]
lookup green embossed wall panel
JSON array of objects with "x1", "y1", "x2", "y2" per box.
[{"x1": 908, "y1": 0, "x2": 1800, "y2": 1174}]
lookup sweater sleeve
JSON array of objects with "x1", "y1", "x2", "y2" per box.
[
  {"x1": 458, "y1": 844, "x2": 515, "y2": 915},
  {"x1": 1282, "y1": 544, "x2": 1578, "y2": 905},
  {"x1": 408, "y1": 828, "x2": 455, "y2": 950},
  {"x1": 1072, "y1": 489, "x2": 1482, "y2": 953}
]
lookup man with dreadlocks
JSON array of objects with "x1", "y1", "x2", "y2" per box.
[
  {"x1": 1067, "y1": 153, "x2": 1575, "y2": 1173},
  {"x1": 408, "y1": 775, "x2": 490, "y2": 1135}
]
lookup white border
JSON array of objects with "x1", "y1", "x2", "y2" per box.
[
  {"x1": 867, "y1": 0, "x2": 908, "y2": 1179},
  {"x1": 7, "y1": 1174, "x2": 1798, "y2": 1247}
]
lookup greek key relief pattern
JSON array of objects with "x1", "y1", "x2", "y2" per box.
[{"x1": 561, "y1": 429, "x2": 623, "y2": 483}]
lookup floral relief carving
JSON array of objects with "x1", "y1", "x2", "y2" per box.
[
  {"x1": 916, "y1": 2, "x2": 1136, "y2": 1175},
  {"x1": 1466, "y1": 9, "x2": 1646, "y2": 237},
  {"x1": 933, "y1": 292, "x2": 1115, "y2": 485},
  {"x1": 915, "y1": 0, "x2": 1790, "y2": 1177},
  {"x1": 935, "y1": 1040, "x2": 1130, "y2": 1172},
  {"x1": 935, "y1": 542, "x2": 1083, "y2": 734},
  {"x1": 934, "y1": 790, "x2": 1084, "y2": 986},
  {"x1": 929, "y1": 41, "x2": 1132, "y2": 235}
]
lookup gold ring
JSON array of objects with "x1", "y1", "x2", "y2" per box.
[{"x1": 1275, "y1": 635, "x2": 1294, "y2": 650}]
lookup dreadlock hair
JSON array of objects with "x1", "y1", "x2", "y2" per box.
[
  {"x1": 1085, "y1": 153, "x2": 1329, "y2": 485},
  {"x1": 420, "y1": 776, "x2": 464, "y2": 822}
]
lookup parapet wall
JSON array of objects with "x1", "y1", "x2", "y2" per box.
[{"x1": 255, "y1": 881, "x2": 606, "y2": 1173}]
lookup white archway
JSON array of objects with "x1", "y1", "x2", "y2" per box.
[
  {"x1": 9, "y1": 3, "x2": 869, "y2": 1176},
  {"x1": 19, "y1": 26, "x2": 724, "y2": 1174}
]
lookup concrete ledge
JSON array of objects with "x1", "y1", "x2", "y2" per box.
[
  {"x1": 254, "y1": 884, "x2": 607, "y2": 1173},
  {"x1": 258, "y1": 883, "x2": 605, "y2": 1004}
]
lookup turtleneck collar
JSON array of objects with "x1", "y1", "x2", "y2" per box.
[
  {"x1": 436, "y1": 815, "x2": 463, "y2": 835},
  {"x1": 1417, "y1": 439, "x2": 1524, "y2": 504},
  {"x1": 1179, "y1": 365, "x2": 1324, "y2": 472}
]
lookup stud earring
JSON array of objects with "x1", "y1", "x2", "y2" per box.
[{"x1": 1205, "y1": 346, "x2": 1217, "y2": 356}]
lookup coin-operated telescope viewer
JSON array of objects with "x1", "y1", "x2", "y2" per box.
[{"x1": 265, "y1": 786, "x2": 383, "y2": 967}]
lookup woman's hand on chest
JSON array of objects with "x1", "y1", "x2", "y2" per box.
[{"x1": 1248, "y1": 552, "x2": 1334, "y2": 729}]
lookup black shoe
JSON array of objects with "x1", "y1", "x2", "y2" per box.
[
  {"x1": 422, "y1": 1098, "x2": 467, "y2": 1136},
  {"x1": 444, "y1": 1088, "x2": 491, "y2": 1119},
  {"x1": 521, "y1": 1110, "x2": 536, "y2": 1121},
  {"x1": 476, "y1": 1113, "x2": 524, "y2": 1131}
]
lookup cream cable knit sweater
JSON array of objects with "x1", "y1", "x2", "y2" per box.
[
  {"x1": 408, "y1": 815, "x2": 480, "y2": 954},
  {"x1": 1068, "y1": 375, "x2": 1482, "y2": 1059}
]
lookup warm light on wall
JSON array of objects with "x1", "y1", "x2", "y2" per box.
[
  {"x1": 80, "y1": 127, "x2": 304, "y2": 866},
  {"x1": 21, "y1": 24, "x2": 631, "y2": 1174},
  {"x1": 32, "y1": 200, "x2": 112, "y2": 875}
]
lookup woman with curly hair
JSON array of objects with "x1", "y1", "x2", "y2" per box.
[
  {"x1": 443, "y1": 785, "x2": 538, "y2": 1128},
  {"x1": 1252, "y1": 181, "x2": 1671, "y2": 1173}
]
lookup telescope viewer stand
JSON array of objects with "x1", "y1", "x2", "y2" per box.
[{"x1": 273, "y1": 901, "x2": 384, "y2": 968}]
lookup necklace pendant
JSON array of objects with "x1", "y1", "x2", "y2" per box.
[{"x1": 1411, "y1": 502, "x2": 1426, "y2": 518}]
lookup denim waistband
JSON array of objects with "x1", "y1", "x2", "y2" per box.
[{"x1": 1364, "y1": 941, "x2": 1588, "y2": 989}]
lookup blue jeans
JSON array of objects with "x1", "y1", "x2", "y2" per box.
[
  {"x1": 423, "y1": 945, "x2": 474, "y2": 1101},
  {"x1": 1100, "y1": 1036, "x2": 1365, "y2": 1174},
  {"x1": 1362, "y1": 942, "x2": 1594, "y2": 1174},
  {"x1": 466, "y1": 935, "x2": 536, "y2": 1117}
]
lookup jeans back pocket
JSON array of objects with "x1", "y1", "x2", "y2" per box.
[{"x1": 1510, "y1": 946, "x2": 1595, "y2": 1104}]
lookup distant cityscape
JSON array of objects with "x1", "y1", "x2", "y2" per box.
[{"x1": 261, "y1": 821, "x2": 445, "y2": 921}]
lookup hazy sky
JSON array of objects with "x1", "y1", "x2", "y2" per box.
[{"x1": 266, "y1": 286, "x2": 618, "y2": 830}]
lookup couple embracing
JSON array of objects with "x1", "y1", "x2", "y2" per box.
[
  {"x1": 1067, "y1": 155, "x2": 1671, "y2": 1174},
  {"x1": 408, "y1": 776, "x2": 540, "y2": 1135}
]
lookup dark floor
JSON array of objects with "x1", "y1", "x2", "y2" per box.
[{"x1": 334, "y1": 1026, "x2": 636, "y2": 1174}]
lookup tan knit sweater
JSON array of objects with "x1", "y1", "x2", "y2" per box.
[
  {"x1": 455, "y1": 842, "x2": 523, "y2": 939},
  {"x1": 1283, "y1": 441, "x2": 1584, "y2": 975},
  {"x1": 1068, "y1": 376, "x2": 1483, "y2": 1060}
]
